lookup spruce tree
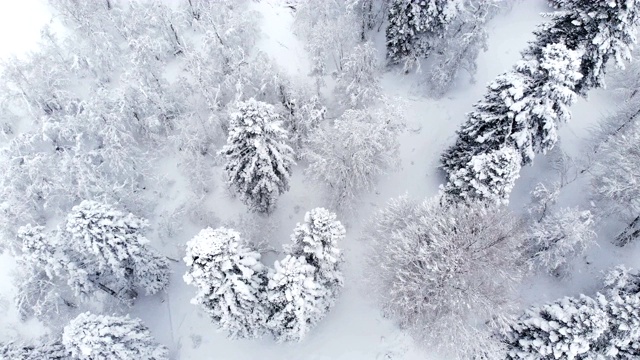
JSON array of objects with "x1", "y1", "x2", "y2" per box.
[
  {"x1": 183, "y1": 227, "x2": 269, "y2": 339},
  {"x1": 62, "y1": 312, "x2": 169, "y2": 360},
  {"x1": 287, "y1": 208, "x2": 346, "y2": 312},
  {"x1": 220, "y1": 99, "x2": 295, "y2": 214}
]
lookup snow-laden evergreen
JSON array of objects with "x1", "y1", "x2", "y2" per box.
[
  {"x1": 183, "y1": 227, "x2": 269, "y2": 339},
  {"x1": 266, "y1": 255, "x2": 326, "y2": 342},
  {"x1": 441, "y1": 43, "x2": 582, "y2": 202},
  {"x1": 62, "y1": 312, "x2": 169, "y2": 360},
  {"x1": 504, "y1": 295, "x2": 610, "y2": 359},
  {"x1": 286, "y1": 208, "x2": 346, "y2": 313},
  {"x1": 220, "y1": 99, "x2": 295, "y2": 214},
  {"x1": 441, "y1": 0, "x2": 640, "y2": 203},
  {"x1": 64, "y1": 201, "x2": 170, "y2": 300},
  {"x1": 0, "y1": 339, "x2": 69, "y2": 360},
  {"x1": 386, "y1": 0, "x2": 462, "y2": 70}
]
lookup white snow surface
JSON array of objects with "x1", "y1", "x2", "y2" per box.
[{"x1": 1, "y1": 0, "x2": 640, "y2": 359}]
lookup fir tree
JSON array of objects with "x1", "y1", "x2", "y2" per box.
[
  {"x1": 266, "y1": 255, "x2": 326, "y2": 342},
  {"x1": 504, "y1": 295, "x2": 610, "y2": 359},
  {"x1": 220, "y1": 99, "x2": 295, "y2": 214},
  {"x1": 183, "y1": 227, "x2": 269, "y2": 339},
  {"x1": 64, "y1": 201, "x2": 170, "y2": 300},
  {"x1": 287, "y1": 208, "x2": 346, "y2": 313},
  {"x1": 386, "y1": 0, "x2": 461, "y2": 70},
  {"x1": 441, "y1": 43, "x2": 582, "y2": 202},
  {"x1": 62, "y1": 312, "x2": 169, "y2": 360}
]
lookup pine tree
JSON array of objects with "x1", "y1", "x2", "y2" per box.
[
  {"x1": 62, "y1": 312, "x2": 169, "y2": 360},
  {"x1": 504, "y1": 295, "x2": 610, "y2": 359},
  {"x1": 441, "y1": 43, "x2": 582, "y2": 202},
  {"x1": 287, "y1": 208, "x2": 346, "y2": 312},
  {"x1": 266, "y1": 255, "x2": 326, "y2": 342},
  {"x1": 64, "y1": 201, "x2": 170, "y2": 300},
  {"x1": 536, "y1": 0, "x2": 640, "y2": 94},
  {"x1": 0, "y1": 339, "x2": 69, "y2": 360},
  {"x1": 386, "y1": 0, "x2": 462, "y2": 70},
  {"x1": 183, "y1": 227, "x2": 269, "y2": 339},
  {"x1": 220, "y1": 99, "x2": 295, "y2": 214}
]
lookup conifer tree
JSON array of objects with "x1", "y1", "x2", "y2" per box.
[
  {"x1": 220, "y1": 99, "x2": 295, "y2": 214},
  {"x1": 183, "y1": 227, "x2": 269, "y2": 339},
  {"x1": 62, "y1": 312, "x2": 169, "y2": 360},
  {"x1": 287, "y1": 208, "x2": 346, "y2": 312},
  {"x1": 266, "y1": 255, "x2": 325, "y2": 342}
]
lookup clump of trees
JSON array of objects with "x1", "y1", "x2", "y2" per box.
[{"x1": 183, "y1": 208, "x2": 345, "y2": 342}]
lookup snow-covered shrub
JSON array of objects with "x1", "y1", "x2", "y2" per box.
[
  {"x1": 526, "y1": 207, "x2": 596, "y2": 277},
  {"x1": 304, "y1": 104, "x2": 404, "y2": 211},
  {"x1": 64, "y1": 201, "x2": 170, "y2": 299},
  {"x1": 334, "y1": 42, "x2": 381, "y2": 109},
  {"x1": 286, "y1": 208, "x2": 346, "y2": 312},
  {"x1": 385, "y1": 0, "x2": 462, "y2": 69},
  {"x1": 441, "y1": 43, "x2": 582, "y2": 202},
  {"x1": 183, "y1": 227, "x2": 269, "y2": 339},
  {"x1": 366, "y1": 196, "x2": 525, "y2": 357},
  {"x1": 62, "y1": 312, "x2": 169, "y2": 360},
  {"x1": 503, "y1": 295, "x2": 610, "y2": 359},
  {"x1": 220, "y1": 99, "x2": 295, "y2": 214},
  {"x1": 266, "y1": 255, "x2": 326, "y2": 342},
  {"x1": 0, "y1": 339, "x2": 69, "y2": 360}
]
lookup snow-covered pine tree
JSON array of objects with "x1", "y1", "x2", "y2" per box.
[
  {"x1": 304, "y1": 103, "x2": 404, "y2": 211},
  {"x1": 0, "y1": 339, "x2": 69, "y2": 360},
  {"x1": 366, "y1": 196, "x2": 525, "y2": 357},
  {"x1": 287, "y1": 208, "x2": 346, "y2": 312},
  {"x1": 334, "y1": 42, "x2": 381, "y2": 109},
  {"x1": 220, "y1": 99, "x2": 295, "y2": 214},
  {"x1": 503, "y1": 295, "x2": 610, "y2": 359},
  {"x1": 441, "y1": 43, "x2": 582, "y2": 202},
  {"x1": 526, "y1": 207, "x2": 596, "y2": 277},
  {"x1": 536, "y1": 0, "x2": 640, "y2": 94},
  {"x1": 266, "y1": 255, "x2": 326, "y2": 342},
  {"x1": 64, "y1": 201, "x2": 170, "y2": 301},
  {"x1": 425, "y1": 0, "x2": 496, "y2": 97},
  {"x1": 62, "y1": 312, "x2": 169, "y2": 360},
  {"x1": 183, "y1": 227, "x2": 269, "y2": 339},
  {"x1": 603, "y1": 266, "x2": 640, "y2": 296},
  {"x1": 603, "y1": 289, "x2": 640, "y2": 357},
  {"x1": 386, "y1": 0, "x2": 462, "y2": 70},
  {"x1": 443, "y1": 145, "x2": 522, "y2": 204}
]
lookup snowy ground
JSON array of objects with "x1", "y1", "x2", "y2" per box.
[{"x1": 1, "y1": 0, "x2": 639, "y2": 359}]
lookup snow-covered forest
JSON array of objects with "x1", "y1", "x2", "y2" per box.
[{"x1": 1, "y1": 0, "x2": 640, "y2": 359}]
